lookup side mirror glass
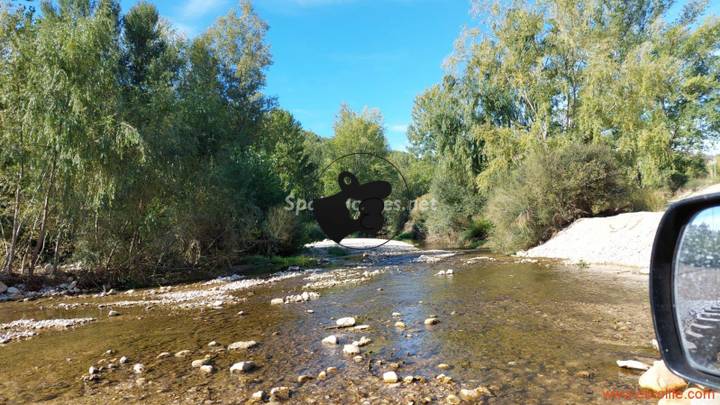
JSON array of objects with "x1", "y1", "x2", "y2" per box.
[
  {"x1": 675, "y1": 206, "x2": 720, "y2": 375},
  {"x1": 651, "y1": 196, "x2": 720, "y2": 390}
]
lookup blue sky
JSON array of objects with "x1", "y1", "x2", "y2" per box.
[{"x1": 114, "y1": 0, "x2": 474, "y2": 150}]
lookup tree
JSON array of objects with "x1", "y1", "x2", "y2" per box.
[
  {"x1": 410, "y1": 0, "x2": 720, "y2": 244},
  {"x1": 260, "y1": 109, "x2": 319, "y2": 199}
]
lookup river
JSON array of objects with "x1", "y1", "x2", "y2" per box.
[{"x1": 0, "y1": 246, "x2": 656, "y2": 404}]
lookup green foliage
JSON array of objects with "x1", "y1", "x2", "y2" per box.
[
  {"x1": 395, "y1": 231, "x2": 415, "y2": 241},
  {"x1": 388, "y1": 151, "x2": 433, "y2": 199},
  {"x1": 0, "y1": 1, "x2": 320, "y2": 276},
  {"x1": 325, "y1": 246, "x2": 348, "y2": 257},
  {"x1": 485, "y1": 143, "x2": 632, "y2": 253},
  {"x1": 240, "y1": 254, "x2": 318, "y2": 273},
  {"x1": 321, "y1": 105, "x2": 390, "y2": 195},
  {"x1": 425, "y1": 158, "x2": 485, "y2": 246},
  {"x1": 460, "y1": 217, "x2": 493, "y2": 247},
  {"x1": 260, "y1": 109, "x2": 319, "y2": 199},
  {"x1": 410, "y1": 0, "x2": 720, "y2": 248}
]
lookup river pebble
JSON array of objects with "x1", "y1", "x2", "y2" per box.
[
  {"x1": 383, "y1": 371, "x2": 399, "y2": 383},
  {"x1": 230, "y1": 361, "x2": 256, "y2": 373},
  {"x1": 343, "y1": 344, "x2": 360, "y2": 355},
  {"x1": 191, "y1": 358, "x2": 211, "y2": 368},
  {"x1": 322, "y1": 335, "x2": 338, "y2": 345},
  {"x1": 283, "y1": 291, "x2": 320, "y2": 303},
  {"x1": 199, "y1": 365, "x2": 214, "y2": 374},
  {"x1": 336, "y1": 317, "x2": 356, "y2": 327},
  {"x1": 424, "y1": 317, "x2": 439, "y2": 325},
  {"x1": 436, "y1": 374, "x2": 453, "y2": 384},
  {"x1": 174, "y1": 350, "x2": 190, "y2": 358},
  {"x1": 616, "y1": 359, "x2": 650, "y2": 371},
  {"x1": 133, "y1": 363, "x2": 144, "y2": 374},
  {"x1": 251, "y1": 390, "x2": 265, "y2": 402},
  {"x1": 297, "y1": 374, "x2": 313, "y2": 383},
  {"x1": 119, "y1": 356, "x2": 128, "y2": 364},
  {"x1": 156, "y1": 352, "x2": 170, "y2": 359},
  {"x1": 270, "y1": 386, "x2": 291, "y2": 401},
  {"x1": 108, "y1": 310, "x2": 120, "y2": 317},
  {"x1": 460, "y1": 386, "x2": 492, "y2": 401},
  {"x1": 354, "y1": 336, "x2": 372, "y2": 347},
  {"x1": 228, "y1": 340, "x2": 257, "y2": 350}
]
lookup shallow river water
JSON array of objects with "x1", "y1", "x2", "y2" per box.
[{"x1": 0, "y1": 250, "x2": 656, "y2": 404}]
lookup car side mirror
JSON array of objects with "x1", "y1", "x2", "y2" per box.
[{"x1": 651, "y1": 194, "x2": 720, "y2": 390}]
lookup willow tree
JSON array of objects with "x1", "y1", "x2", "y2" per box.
[
  {"x1": 410, "y1": 0, "x2": 720, "y2": 242},
  {"x1": 1, "y1": 0, "x2": 141, "y2": 275}
]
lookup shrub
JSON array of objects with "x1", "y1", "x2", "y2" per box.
[
  {"x1": 326, "y1": 246, "x2": 348, "y2": 256},
  {"x1": 460, "y1": 217, "x2": 493, "y2": 247},
  {"x1": 486, "y1": 142, "x2": 631, "y2": 253},
  {"x1": 425, "y1": 159, "x2": 485, "y2": 246}
]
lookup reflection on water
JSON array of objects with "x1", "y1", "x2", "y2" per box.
[{"x1": 0, "y1": 253, "x2": 654, "y2": 404}]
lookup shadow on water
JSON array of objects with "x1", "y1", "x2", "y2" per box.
[{"x1": 0, "y1": 252, "x2": 655, "y2": 404}]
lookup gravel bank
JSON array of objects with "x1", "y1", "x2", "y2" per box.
[
  {"x1": 518, "y1": 212, "x2": 664, "y2": 270},
  {"x1": 519, "y1": 184, "x2": 720, "y2": 270}
]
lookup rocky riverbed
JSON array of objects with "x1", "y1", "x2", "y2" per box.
[{"x1": 0, "y1": 242, "x2": 662, "y2": 404}]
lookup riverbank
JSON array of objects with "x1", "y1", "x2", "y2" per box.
[
  {"x1": 519, "y1": 184, "x2": 720, "y2": 271},
  {"x1": 518, "y1": 212, "x2": 663, "y2": 271}
]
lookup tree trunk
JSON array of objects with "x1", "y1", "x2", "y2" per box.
[
  {"x1": 30, "y1": 155, "x2": 57, "y2": 274},
  {"x1": 3, "y1": 165, "x2": 24, "y2": 274},
  {"x1": 51, "y1": 230, "x2": 61, "y2": 275}
]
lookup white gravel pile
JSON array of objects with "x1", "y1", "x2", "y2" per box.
[
  {"x1": 518, "y1": 184, "x2": 720, "y2": 269},
  {"x1": 518, "y1": 211, "x2": 664, "y2": 269}
]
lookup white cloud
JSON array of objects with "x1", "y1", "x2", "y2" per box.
[
  {"x1": 180, "y1": 0, "x2": 228, "y2": 19},
  {"x1": 389, "y1": 124, "x2": 408, "y2": 133},
  {"x1": 170, "y1": 21, "x2": 197, "y2": 38}
]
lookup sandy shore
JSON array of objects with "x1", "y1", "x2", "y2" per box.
[{"x1": 519, "y1": 184, "x2": 720, "y2": 271}]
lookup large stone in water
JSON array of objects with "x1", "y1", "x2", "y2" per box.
[
  {"x1": 383, "y1": 371, "x2": 398, "y2": 383},
  {"x1": 322, "y1": 335, "x2": 338, "y2": 345},
  {"x1": 638, "y1": 360, "x2": 687, "y2": 392},
  {"x1": 230, "y1": 361, "x2": 256, "y2": 373},
  {"x1": 343, "y1": 344, "x2": 360, "y2": 355},
  {"x1": 336, "y1": 317, "x2": 356, "y2": 327},
  {"x1": 228, "y1": 340, "x2": 257, "y2": 350}
]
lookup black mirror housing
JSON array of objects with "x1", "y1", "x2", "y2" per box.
[{"x1": 651, "y1": 192, "x2": 720, "y2": 390}]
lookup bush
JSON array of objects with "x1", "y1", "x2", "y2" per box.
[
  {"x1": 326, "y1": 246, "x2": 348, "y2": 256},
  {"x1": 460, "y1": 217, "x2": 493, "y2": 247},
  {"x1": 486, "y1": 142, "x2": 632, "y2": 253},
  {"x1": 424, "y1": 159, "x2": 485, "y2": 246}
]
